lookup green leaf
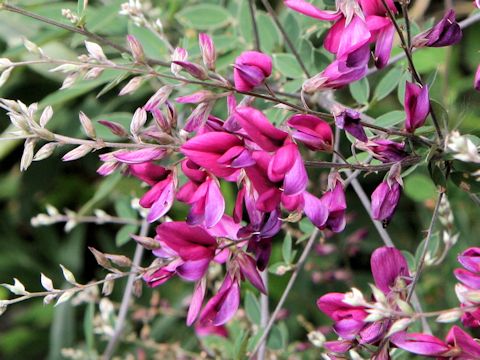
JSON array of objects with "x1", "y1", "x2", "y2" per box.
[
  {"x1": 349, "y1": 77, "x2": 370, "y2": 104},
  {"x1": 374, "y1": 67, "x2": 404, "y2": 101},
  {"x1": 375, "y1": 111, "x2": 406, "y2": 128},
  {"x1": 257, "y1": 12, "x2": 282, "y2": 53},
  {"x1": 175, "y1": 5, "x2": 232, "y2": 30},
  {"x1": 415, "y1": 232, "x2": 440, "y2": 265},
  {"x1": 282, "y1": 233, "x2": 293, "y2": 264},
  {"x1": 404, "y1": 174, "x2": 436, "y2": 202},
  {"x1": 401, "y1": 250, "x2": 416, "y2": 272},
  {"x1": 273, "y1": 53, "x2": 304, "y2": 79},
  {"x1": 245, "y1": 291, "x2": 261, "y2": 325},
  {"x1": 116, "y1": 224, "x2": 138, "y2": 247},
  {"x1": 267, "y1": 324, "x2": 286, "y2": 350},
  {"x1": 429, "y1": 99, "x2": 449, "y2": 130}
]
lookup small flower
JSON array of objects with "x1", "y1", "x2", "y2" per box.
[
  {"x1": 199, "y1": 33, "x2": 216, "y2": 71},
  {"x1": 334, "y1": 108, "x2": 368, "y2": 142},
  {"x1": 303, "y1": 60, "x2": 368, "y2": 92},
  {"x1": 412, "y1": 9, "x2": 462, "y2": 48},
  {"x1": 404, "y1": 82, "x2": 430, "y2": 133},
  {"x1": 233, "y1": 51, "x2": 272, "y2": 92},
  {"x1": 371, "y1": 164, "x2": 403, "y2": 225},
  {"x1": 287, "y1": 114, "x2": 333, "y2": 151}
]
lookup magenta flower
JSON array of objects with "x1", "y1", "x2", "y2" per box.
[
  {"x1": 139, "y1": 172, "x2": 177, "y2": 223},
  {"x1": 458, "y1": 248, "x2": 480, "y2": 273},
  {"x1": 284, "y1": 0, "x2": 342, "y2": 21},
  {"x1": 390, "y1": 332, "x2": 451, "y2": 357},
  {"x1": 371, "y1": 165, "x2": 403, "y2": 225},
  {"x1": 412, "y1": 9, "x2": 462, "y2": 48},
  {"x1": 359, "y1": 0, "x2": 397, "y2": 17},
  {"x1": 320, "y1": 175, "x2": 347, "y2": 233},
  {"x1": 114, "y1": 147, "x2": 166, "y2": 164},
  {"x1": 236, "y1": 252, "x2": 267, "y2": 294},
  {"x1": 186, "y1": 176, "x2": 226, "y2": 228},
  {"x1": 181, "y1": 132, "x2": 243, "y2": 178},
  {"x1": 233, "y1": 51, "x2": 272, "y2": 92},
  {"x1": 235, "y1": 107, "x2": 287, "y2": 152},
  {"x1": 171, "y1": 60, "x2": 208, "y2": 80},
  {"x1": 287, "y1": 114, "x2": 333, "y2": 151},
  {"x1": 404, "y1": 82, "x2": 430, "y2": 133},
  {"x1": 334, "y1": 108, "x2": 368, "y2": 142},
  {"x1": 370, "y1": 247, "x2": 410, "y2": 295},
  {"x1": 194, "y1": 323, "x2": 228, "y2": 338},
  {"x1": 317, "y1": 246, "x2": 411, "y2": 353},
  {"x1": 475, "y1": 65, "x2": 480, "y2": 91},
  {"x1": 358, "y1": 139, "x2": 408, "y2": 163},
  {"x1": 445, "y1": 325, "x2": 480, "y2": 359},
  {"x1": 199, "y1": 273, "x2": 240, "y2": 326},
  {"x1": 366, "y1": 15, "x2": 395, "y2": 69},
  {"x1": 303, "y1": 60, "x2": 368, "y2": 92},
  {"x1": 454, "y1": 248, "x2": 480, "y2": 327}
]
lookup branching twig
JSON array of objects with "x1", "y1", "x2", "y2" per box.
[
  {"x1": 249, "y1": 229, "x2": 320, "y2": 359},
  {"x1": 103, "y1": 219, "x2": 150, "y2": 359}
]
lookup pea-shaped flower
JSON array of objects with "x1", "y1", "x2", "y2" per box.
[
  {"x1": 233, "y1": 51, "x2": 272, "y2": 92},
  {"x1": 404, "y1": 82, "x2": 430, "y2": 133}
]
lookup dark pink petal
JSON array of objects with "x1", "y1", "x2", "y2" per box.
[
  {"x1": 334, "y1": 318, "x2": 365, "y2": 340},
  {"x1": 370, "y1": 246, "x2": 410, "y2": 294},
  {"x1": 359, "y1": 0, "x2": 397, "y2": 16},
  {"x1": 268, "y1": 143, "x2": 297, "y2": 182},
  {"x1": 371, "y1": 180, "x2": 402, "y2": 223},
  {"x1": 405, "y1": 82, "x2": 430, "y2": 133},
  {"x1": 114, "y1": 148, "x2": 166, "y2": 164},
  {"x1": 284, "y1": 0, "x2": 342, "y2": 21},
  {"x1": 287, "y1": 114, "x2": 333, "y2": 151},
  {"x1": 374, "y1": 21, "x2": 395, "y2": 69},
  {"x1": 128, "y1": 163, "x2": 169, "y2": 185},
  {"x1": 390, "y1": 332, "x2": 450, "y2": 356},
  {"x1": 181, "y1": 132, "x2": 243, "y2": 178},
  {"x1": 412, "y1": 9, "x2": 462, "y2": 48},
  {"x1": 317, "y1": 293, "x2": 367, "y2": 321},
  {"x1": 324, "y1": 340, "x2": 354, "y2": 353},
  {"x1": 235, "y1": 107, "x2": 287, "y2": 152},
  {"x1": 336, "y1": 16, "x2": 371, "y2": 61},
  {"x1": 194, "y1": 323, "x2": 228, "y2": 338},
  {"x1": 146, "y1": 177, "x2": 176, "y2": 222},
  {"x1": 303, "y1": 60, "x2": 368, "y2": 92},
  {"x1": 233, "y1": 51, "x2": 272, "y2": 92},
  {"x1": 187, "y1": 279, "x2": 206, "y2": 325},
  {"x1": 172, "y1": 60, "x2": 208, "y2": 80},
  {"x1": 156, "y1": 222, "x2": 216, "y2": 261}
]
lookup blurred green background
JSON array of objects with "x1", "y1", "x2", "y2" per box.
[{"x1": 0, "y1": 0, "x2": 479, "y2": 359}]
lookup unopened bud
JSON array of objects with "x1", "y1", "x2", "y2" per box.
[
  {"x1": 199, "y1": 33, "x2": 216, "y2": 71},
  {"x1": 307, "y1": 331, "x2": 326, "y2": 348},
  {"x1": 23, "y1": 38, "x2": 44, "y2": 56},
  {"x1": 133, "y1": 279, "x2": 143, "y2": 298},
  {"x1": 130, "y1": 107, "x2": 147, "y2": 137},
  {"x1": 102, "y1": 274, "x2": 115, "y2": 296},
  {"x1": 343, "y1": 288, "x2": 366, "y2": 307},
  {"x1": 436, "y1": 309, "x2": 462, "y2": 323},
  {"x1": 104, "y1": 254, "x2": 132, "y2": 268},
  {"x1": 88, "y1": 247, "x2": 111, "y2": 269},
  {"x1": 79, "y1": 112, "x2": 96, "y2": 138},
  {"x1": 386, "y1": 318, "x2": 411, "y2": 337},
  {"x1": 33, "y1": 143, "x2": 57, "y2": 161},
  {"x1": 62, "y1": 144, "x2": 92, "y2": 162},
  {"x1": 43, "y1": 294, "x2": 57, "y2": 305},
  {"x1": 119, "y1": 76, "x2": 144, "y2": 96},
  {"x1": 171, "y1": 47, "x2": 188, "y2": 76},
  {"x1": 127, "y1": 35, "x2": 145, "y2": 63},
  {"x1": 84, "y1": 41, "x2": 107, "y2": 62},
  {"x1": 98, "y1": 120, "x2": 128, "y2": 137},
  {"x1": 131, "y1": 234, "x2": 160, "y2": 250},
  {"x1": 39, "y1": 106, "x2": 53, "y2": 128}
]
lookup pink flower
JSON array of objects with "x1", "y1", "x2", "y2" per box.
[
  {"x1": 287, "y1": 114, "x2": 333, "y2": 151},
  {"x1": 234, "y1": 107, "x2": 287, "y2": 152},
  {"x1": 357, "y1": 139, "x2": 408, "y2": 163},
  {"x1": 390, "y1": 332, "x2": 451, "y2": 357},
  {"x1": 181, "y1": 132, "x2": 243, "y2": 178},
  {"x1": 303, "y1": 60, "x2": 368, "y2": 92},
  {"x1": 445, "y1": 325, "x2": 480, "y2": 359},
  {"x1": 371, "y1": 179, "x2": 402, "y2": 225},
  {"x1": 199, "y1": 273, "x2": 240, "y2": 326},
  {"x1": 139, "y1": 172, "x2": 177, "y2": 223},
  {"x1": 233, "y1": 51, "x2": 272, "y2": 92},
  {"x1": 320, "y1": 176, "x2": 347, "y2": 233},
  {"x1": 404, "y1": 82, "x2": 430, "y2": 133},
  {"x1": 370, "y1": 247, "x2": 410, "y2": 295},
  {"x1": 412, "y1": 10, "x2": 462, "y2": 48},
  {"x1": 458, "y1": 248, "x2": 480, "y2": 273}
]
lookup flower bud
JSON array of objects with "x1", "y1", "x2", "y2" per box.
[
  {"x1": 233, "y1": 51, "x2": 272, "y2": 92},
  {"x1": 126, "y1": 35, "x2": 145, "y2": 63},
  {"x1": 412, "y1": 10, "x2": 462, "y2": 48},
  {"x1": 171, "y1": 47, "x2": 188, "y2": 76},
  {"x1": 404, "y1": 82, "x2": 430, "y2": 133},
  {"x1": 334, "y1": 108, "x2": 367, "y2": 142},
  {"x1": 199, "y1": 33, "x2": 216, "y2": 71}
]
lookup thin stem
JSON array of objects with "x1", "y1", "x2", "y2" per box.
[
  {"x1": 260, "y1": 0, "x2": 311, "y2": 78},
  {"x1": 407, "y1": 191, "x2": 445, "y2": 302},
  {"x1": 103, "y1": 220, "x2": 150, "y2": 359},
  {"x1": 248, "y1": 0, "x2": 261, "y2": 52},
  {"x1": 0, "y1": 3, "x2": 169, "y2": 67},
  {"x1": 32, "y1": 214, "x2": 142, "y2": 227},
  {"x1": 258, "y1": 270, "x2": 269, "y2": 360},
  {"x1": 380, "y1": 0, "x2": 444, "y2": 142},
  {"x1": 401, "y1": 1, "x2": 412, "y2": 51},
  {"x1": 366, "y1": 11, "x2": 480, "y2": 76},
  {"x1": 249, "y1": 229, "x2": 319, "y2": 359}
]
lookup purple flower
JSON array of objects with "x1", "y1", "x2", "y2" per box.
[
  {"x1": 404, "y1": 82, "x2": 430, "y2": 133},
  {"x1": 446, "y1": 325, "x2": 480, "y2": 359},
  {"x1": 370, "y1": 247, "x2": 410, "y2": 295},
  {"x1": 390, "y1": 332, "x2": 451, "y2": 357},
  {"x1": 358, "y1": 139, "x2": 408, "y2": 163},
  {"x1": 334, "y1": 108, "x2": 368, "y2": 142},
  {"x1": 320, "y1": 175, "x2": 347, "y2": 233},
  {"x1": 139, "y1": 172, "x2": 177, "y2": 223},
  {"x1": 371, "y1": 164, "x2": 403, "y2": 225},
  {"x1": 412, "y1": 9, "x2": 462, "y2": 48},
  {"x1": 233, "y1": 51, "x2": 272, "y2": 92}
]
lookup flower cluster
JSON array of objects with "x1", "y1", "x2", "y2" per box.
[{"x1": 455, "y1": 247, "x2": 480, "y2": 328}]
